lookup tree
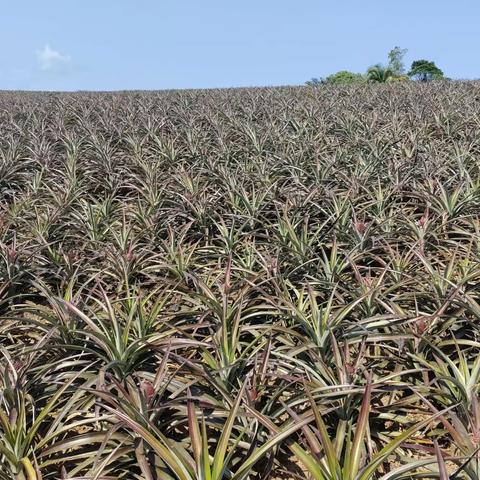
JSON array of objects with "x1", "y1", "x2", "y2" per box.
[
  {"x1": 305, "y1": 78, "x2": 323, "y2": 86},
  {"x1": 324, "y1": 71, "x2": 365, "y2": 85},
  {"x1": 388, "y1": 46, "x2": 408, "y2": 76},
  {"x1": 408, "y1": 60, "x2": 444, "y2": 82},
  {"x1": 367, "y1": 64, "x2": 394, "y2": 83}
]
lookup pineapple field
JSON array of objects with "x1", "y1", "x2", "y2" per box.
[{"x1": 2, "y1": 82, "x2": 480, "y2": 479}]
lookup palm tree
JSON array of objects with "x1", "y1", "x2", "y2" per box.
[{"x1": 367, "y1": 64, "x2": 394, "y2": 83}]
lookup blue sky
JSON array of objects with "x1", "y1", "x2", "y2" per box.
[{"x1": 1, "y1": 0, "x2": 479, "y2": 91}]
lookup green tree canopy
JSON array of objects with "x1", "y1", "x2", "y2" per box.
[
  {"x1": 367, "y1": 64, "x2": 394, "y2": 83},
  {"x1": 324, "y1": 70, "x2": 365, "y2": 85},
  {"x1": 408, "y1": 60, "x2": 444, "y2": 82},
  {"x1": 388, "y1": 47, "x2": 408, "y2": 76}
]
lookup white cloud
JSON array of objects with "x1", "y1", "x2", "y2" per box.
[{"x1": 37, "y1": 44, "x2": 71, "y2": 71}]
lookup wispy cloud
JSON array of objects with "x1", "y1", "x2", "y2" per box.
[{"x1": 37, "y1": 44, "x2": 71, "y2": 71}]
